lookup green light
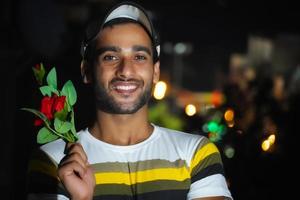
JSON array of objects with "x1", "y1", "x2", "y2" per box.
[
  {"x1": 224, "y1": 145, "x2": 235, "y2": 158},
  {"x1": 206, "y1": 120, "x2": 227, "y2": 142},
  {"x1": 207, "y1": 121, "x2": 219, "y2": 133}
]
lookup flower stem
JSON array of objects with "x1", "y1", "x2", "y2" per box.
[{"x1": 45, "y1": 123, "x2": 72, "y2": 142}]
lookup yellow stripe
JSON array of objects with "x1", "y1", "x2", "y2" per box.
[
  {"x1": 28, "y1": 160, "x2": 58, "y2": 180},
  {"x1": 190, "y1": 142, "x2": 219, "y2": 172},
  {"x1": 94, "y1": 167, "x2": 190, "y2": 185}
]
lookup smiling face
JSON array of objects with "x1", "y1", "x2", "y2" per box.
[{"x1": 89, "y1": 22, "x2": 160, "y2": 114}]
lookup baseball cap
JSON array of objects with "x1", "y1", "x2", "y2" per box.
[{"x1": 81, "y1": 1, "x2": 160, "y2": 61}]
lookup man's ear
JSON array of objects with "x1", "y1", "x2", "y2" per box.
[
  {"x1": 153, "y1": 61, "x2": 160, "y2": 84},
  {"x1": 80, "y1": 60, "x2": 91, "y2": 84}
]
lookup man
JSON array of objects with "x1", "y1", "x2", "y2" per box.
[{"x1": 27, "y1": 2, "x2": 233, "y2": 200}]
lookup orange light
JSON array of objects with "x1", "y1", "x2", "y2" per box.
[
  {"x1": 224, "y1": 109, "x2": 234, "y2": 122},
  {"x1": 211, "y1": 91, "x2": 223, "y2": 106}
]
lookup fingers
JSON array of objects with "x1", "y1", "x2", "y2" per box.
[
  {"x1": 58, "y1": 159, "x2": 87, "y2": 179},
  {"x1": 65, "y1": 143, "x2": 88, "y2": 164},
  {"x1": 59, "y1": 143, "x2": 89, "y2": 174},
  {"x1": 66, "y1": 143, "x2": 88, "y2": 161}
]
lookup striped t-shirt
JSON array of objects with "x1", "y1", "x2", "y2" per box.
[{"x1": 27, "y1": 125, "x2": 232, "y2": 200}]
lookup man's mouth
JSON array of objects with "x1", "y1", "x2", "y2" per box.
[{"x1": 111, "y1": 81, "x2": 140, "y2": 94}]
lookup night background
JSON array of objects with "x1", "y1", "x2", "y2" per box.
[{"x1": 1, "y1": 0, "x2": 300, "y2": 199}]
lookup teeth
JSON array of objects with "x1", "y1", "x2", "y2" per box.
[{"x1": 115, "y1": 85, "x2": 137, "y2": 90}]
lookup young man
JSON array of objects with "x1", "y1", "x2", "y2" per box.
[{"x1": 27, "y1": 2, "x2": 232, "y2": 200}]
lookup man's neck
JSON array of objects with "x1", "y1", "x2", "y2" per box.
[{"x1": 89, "y1": 107, "x2": 153, "y2": 146}]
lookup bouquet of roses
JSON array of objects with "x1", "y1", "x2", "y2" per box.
[{"x1": 22, "y1": 63, "x2": 78, "y2": 144}]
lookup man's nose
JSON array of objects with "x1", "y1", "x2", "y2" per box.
[{"x1": 116, "y1": 57, "x2": 134, "y2": 79}]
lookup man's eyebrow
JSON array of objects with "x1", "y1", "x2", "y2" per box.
[
  {"x1": 132, "y1": 45, "x2": 152, "y2": 55},
  {"x1": 95, "y1": 46, "x2": 121, "y2": 56},
  {"x1": 95, "y1": 45, "x2": 151, "y2": 56}
]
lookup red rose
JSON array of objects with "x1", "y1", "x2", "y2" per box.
[
  {"x1": 34, "y1": 96, "x2": 55, "y2": 126},
  {"x1": 53, "y1": 96, "x2": 66, "y2": 112},
  {"x1": 34, "y1": 95, "x2": 66, "y2": 126},
  {"x1": 40, "y1": 96, "x2": 55, "y2": 120}
]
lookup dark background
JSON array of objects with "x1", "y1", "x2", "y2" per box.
[{"x1": 1, "y1": 0, "x2": 300, "y2": 199}]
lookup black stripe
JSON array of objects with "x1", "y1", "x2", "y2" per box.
[
  {"x1": 191, "y1": 163, "x2": 224, "y2": 183},
  {"x1": 92, "y1": 189, "x2": 188, "y2": 200},
  {"x1": 191, "y1": 152, "x2": 222, "y2": 177}
]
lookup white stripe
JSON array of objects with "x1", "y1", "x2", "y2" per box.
[
  {"x1": 187, "y1": 174, "x2": 233, "y2": 200},
  {"x1": 28, "y1": 193, "x2": 69, "y2": 200},
  {"x1": 41, "y1": 125, "x2": 206, "y2": 166}
]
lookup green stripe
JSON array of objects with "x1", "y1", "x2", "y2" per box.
[
  {"x1": 191, "y1": 152, "x2": 222, "y2": 177},
  {"x1": 92, "y1": 159, "x2": 187, "y2": 173},
  {"x1": 94, "y1": 183, "x2": 132, "y2": 196},
  {"x1": 94, "y1": 179, "x2": 190, "y2": 196}
]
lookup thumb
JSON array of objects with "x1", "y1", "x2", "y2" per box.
[{"x1": 64, "y1": 142, "x2": 75, "y2": 154}]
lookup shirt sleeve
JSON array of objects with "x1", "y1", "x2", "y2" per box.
[
  {"x1": 187, "y1": 137, "x2": 233, "y2": 199},
  {"x1": 26, "y1": 149, "x2": 69, "y2": 200}
]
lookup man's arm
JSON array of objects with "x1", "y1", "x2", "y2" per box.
[{"x1": 188, "y1": 138, "x2": 232, "y2": 200}]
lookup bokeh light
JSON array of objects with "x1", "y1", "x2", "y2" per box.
[
  {"x1": 185, "y1": 104, "x2": 197, "y2": 116},
  {"x1": 153, "y1": 81, "x2": 167, "y2": 100},
  {"x1": 224, "y1": 145, "x2": 235, "y2": 158},
  {"x1": 268, "y1": 134, "x2": 276, "y2": 144},
  {"x1": 224, "y1": 109, "x2": 234, "y2": 122},
  {"x1": 261, "y1": 140, "x2": 271, "y2": 151}
]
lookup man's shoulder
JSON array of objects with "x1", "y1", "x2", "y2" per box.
[
  {"x1": 154, "y1": 125, "x2": 210, "y2": 152},
  {"x1": 154, "y1": 125, "x2": 211, "y2": 162},
  {"x1": 156, "y1": 125, "x2": 207, "y2": 143}
]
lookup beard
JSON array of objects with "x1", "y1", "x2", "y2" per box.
[{"x1": 94, "y1": 78, "x2": 152, "y2": 114}]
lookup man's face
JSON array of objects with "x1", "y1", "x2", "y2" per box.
[{"x1": 92, "y1": 22, "x2": 160, "y2": 114}]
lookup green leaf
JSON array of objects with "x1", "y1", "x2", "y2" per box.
[
  {"x1": 21, "y1": 108, "x2": 50, "y2": 126},
  {"x1": 70, "y1": 110, "x2": 77, "y2": 139},
  {"x1": 39, "y1": 85, "x2": 59, "y2": 96},
  {"x1": 47, "y1": 67, "x2": 57, "y2": 89},
  {"x1": 21, "y1": 108, "x2": 74, "y2": 143},
  {"x1": 61, "y1": 80, "x2": 77, "y2": 106},
  {"x1": 37, "y1": 127, "x2": 59, "y2": 144},
  {"x1": 54, "y1": 118, "x2": 72, "y2": 133}
]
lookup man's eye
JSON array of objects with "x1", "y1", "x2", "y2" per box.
[
  {"x1": 135, "y1": 55, "x2": 147, "y2": 60},
  {"x1": 103, "y1": 55, "x2": 118, "y2": 61}
]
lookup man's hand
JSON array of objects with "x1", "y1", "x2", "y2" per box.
[{"x1": 58, "y1": 143, "x2": 95, "y2": 200}]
